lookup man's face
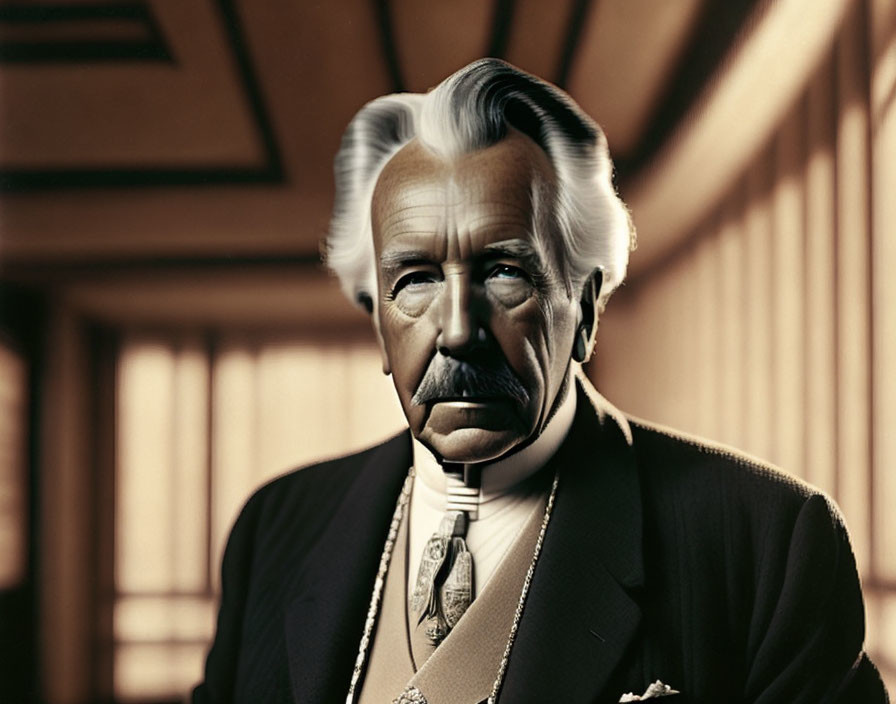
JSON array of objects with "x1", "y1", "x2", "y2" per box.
[{"x1": 371, "y1": 130, "x2": 580, "y2": 464}]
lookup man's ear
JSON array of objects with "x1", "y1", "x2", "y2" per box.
[
  {"x1": 572, "y1": 268, "x2": 603, "y2": 363},
  {"x1": 359, "y1": 292, "x2": 391, "y2": 375}
]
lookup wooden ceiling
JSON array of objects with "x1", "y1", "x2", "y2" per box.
[{"x1": 0, "y1": 0, "x2": 759, "y2": 268}]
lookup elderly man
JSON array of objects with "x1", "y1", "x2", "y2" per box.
[{"x1": 194, "y1": 60, "x2": 887, "y2": 703}]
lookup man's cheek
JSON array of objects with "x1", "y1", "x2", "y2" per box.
[{"x1": 389, "y1": 342, "x2": 427, "y2": 401}]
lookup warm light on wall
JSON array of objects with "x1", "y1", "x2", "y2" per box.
[{"x1": 0, "y1": 339, "x2": 27, "y2": 590}]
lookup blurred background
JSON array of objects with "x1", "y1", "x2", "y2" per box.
[{"x1": 0, "y1": 0, "x2": 894, "y2": 701}]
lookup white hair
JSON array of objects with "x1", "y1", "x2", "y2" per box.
[{"x1": 326, "y1": 58, "x2": 635, "y2": 311}]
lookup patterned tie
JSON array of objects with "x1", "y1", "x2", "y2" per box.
[{"x1": 409, "y1": 464, "x2": 480, "y2": 647}]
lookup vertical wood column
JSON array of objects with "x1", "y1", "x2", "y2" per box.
[
  {"x1": 804, "y1": 55, "x2": 838, "y2": 498},
  {"x1": 743, "y1": 154, "x2": 775, "y2": 463},
  {"x1": 835, "y1": 0, "x2": 873, "y2": 573},
  {"x1": 869, "y1": 0, "x2": 896, "y2": 582},
  {"x1": 772, "y1": 103, "x2": 807, "y2": 479},
  {"x1": 40, "y1": 303, "x2": 92, "y2": 703}
]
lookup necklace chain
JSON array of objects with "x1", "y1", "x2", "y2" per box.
[
  {"x1": 345, "y1": 469, "x2": 415, "y2": 703},
  {"x1": 345, "y1": 466, "x2": 561, "y2": 704}
]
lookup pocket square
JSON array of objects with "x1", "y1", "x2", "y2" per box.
[{"x1": 619, "y1": 680, "x2": 680, "y2": 701}]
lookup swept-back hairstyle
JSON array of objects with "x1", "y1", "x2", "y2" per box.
[{"x1": 326, "y1": 58, "x2": 635, "y2": 311}]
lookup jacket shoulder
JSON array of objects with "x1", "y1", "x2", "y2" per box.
[
  {"x1": 236, "y1": 431, "x2": 408, "y2": 532},
  {"x1": 623, "y1": 416, "x2": 852, "y2": 558},
  {"x1": 214, "y1": 430, "x2": 409, "y2": 623},
  {"x1": 619, "y1": 416, "x2": 886, "y2": 702},
  {"x1": 628, "y1": 416, "x2": 824, "y2": 507}
]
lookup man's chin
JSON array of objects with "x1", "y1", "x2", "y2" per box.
[
  {"x1": 422, "y1": 427, "x2": 525, "y2": 464},
  {"x1": 418, "y1": 401, "x2": 529, "y2": 463}
]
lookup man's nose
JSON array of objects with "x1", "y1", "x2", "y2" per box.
[{"x1": 435, "y1": 273, "x2": 484, "y2": 356}]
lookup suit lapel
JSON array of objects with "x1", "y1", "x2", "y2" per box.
[
  {"x1": 499, "y1": 379, "x2": 645, "y2": 703},
  {"x1": 284, "y1": 432, "x2": 412, "y2": 704}
]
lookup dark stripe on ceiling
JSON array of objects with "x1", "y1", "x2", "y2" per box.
[
  {"x1": 1, "y1": 167, "x2": 281, "y2": 190},
  {"x1": 554, "y1": 0, "x2": 594, "y2": 89},
  {"x1": 0, "y1": 3, "x2": 171, "y2": 63},
  {"x1": 486, "y1": 0, "x2": 516, "y2": 59},
  {"x1": 215, "y1": 0, "x2": 283, "y2": 181},
  {"x1": 0, "y1": 41, "x2": 169, "y2": 62},
  {"x1": 374, "y1": 0, "x2": 405, "y2": 93},
  {"x1": 0, "y1": 4, "x2": 148, "y2": 21},
  {"x1": 614, "y1": 0, "x2": 761, "y2": 186},
  {"x1": 0, "y1": 254, "x2": 325, "y2": 278},
  {"x1": 0, "y1": 0, "x2": 284, "y2": 191}
]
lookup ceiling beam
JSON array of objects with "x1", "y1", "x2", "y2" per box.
[
  {"x1": 374, "y1": 0, "x2": 405, "y2": 93},
  {"x1": 486, "y1": 0, "x2": 516, "y2": 59},
  {"x1": 554, "y1": 0, "x2": 593, "y2": 89}
]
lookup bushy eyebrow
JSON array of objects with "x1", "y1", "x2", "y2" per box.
[
  {"x1": 482, "y1": 239, "x2": 540, "y2": 261},
  {"x1": 379, "y1": 249, "x2": 437, "y2": 278},
  {"x1": 482, "y1": 240, "x2": 547, "y2": 277}
]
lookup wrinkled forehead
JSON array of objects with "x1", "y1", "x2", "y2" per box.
[{"x1": 370, "y1": 129, "x2": 558, "y2": 251}]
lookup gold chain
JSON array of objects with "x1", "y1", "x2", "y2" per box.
[{"x1": 345, "y1": 469, "x2": 415, "y2": 703}]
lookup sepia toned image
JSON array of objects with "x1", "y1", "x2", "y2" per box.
[{"x1": 1, "y1": 0, "x2": 895, "y2": 702}]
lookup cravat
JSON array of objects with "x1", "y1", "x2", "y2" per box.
[{"x1": 409, "y1": 464, "x2": 480, "y2": 650}]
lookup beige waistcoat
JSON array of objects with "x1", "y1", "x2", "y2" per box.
[{"x1": 358, "y1": 490, "x2": 547, "y2": 704}]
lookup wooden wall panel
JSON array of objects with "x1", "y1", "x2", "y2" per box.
[{"x1": 594, "y1": 0, "x2": 894, "y2": 684}]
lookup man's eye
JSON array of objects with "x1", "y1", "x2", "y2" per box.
[
  {"x1": 488, "y1": 264, "x2": 526, "y2": 280},
  {"x1": 394, "y1": 271, "x2": 438, "y2": 293}
]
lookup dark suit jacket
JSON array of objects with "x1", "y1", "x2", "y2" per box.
[{"x1": 193, "y1": 381, "x2": 888, "y2": 703}]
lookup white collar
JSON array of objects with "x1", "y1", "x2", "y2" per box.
[{"x1": 412, "y1": 370, "x2": 577, "y2": 505}]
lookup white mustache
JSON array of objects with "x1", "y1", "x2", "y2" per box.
[{"x1": 412, "y1": 355, "x2": 530, "y2": 407}]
